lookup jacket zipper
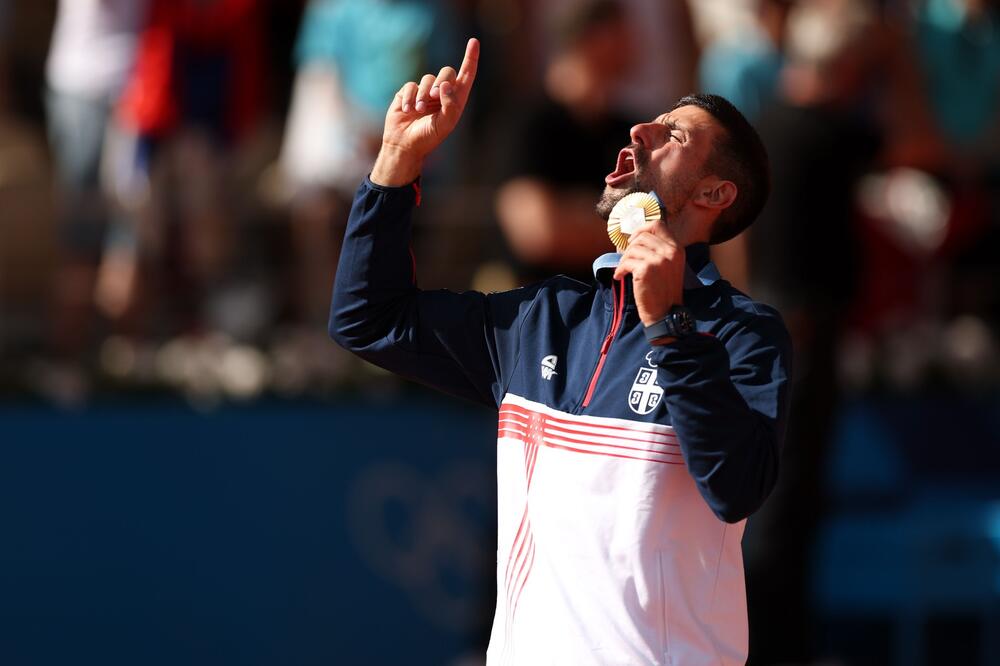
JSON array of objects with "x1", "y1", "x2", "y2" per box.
[{"x1": 582, "y1": 278, "x2": 625, "y2": 408}]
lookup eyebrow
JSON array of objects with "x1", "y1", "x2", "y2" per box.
[{"x1": 657, "y1": 116, "x2": 688, "y2": 138}]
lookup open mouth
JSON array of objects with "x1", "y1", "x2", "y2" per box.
[{"x1": 605, "y1": 147, "x2": 637, "y2": 188}]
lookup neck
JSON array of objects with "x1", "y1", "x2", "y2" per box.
[{"x1": 663, "y1": 208, "x2": 712, "y2": 248}]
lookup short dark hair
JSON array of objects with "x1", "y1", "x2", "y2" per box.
[{"x1": 671, "y1": 94, "x2": 770, "y2": 244}]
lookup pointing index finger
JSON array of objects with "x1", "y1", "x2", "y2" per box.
[{"x1": 457, "y1": 37, "x2": 480, "y2": 86}]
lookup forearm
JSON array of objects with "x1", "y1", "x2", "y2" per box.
[
  {"x1": 328, "y1": 176, "x2": 527, "y2": 408},
  {"x1": 329, "y1": 178, "x2": 418, "y2": 349}
]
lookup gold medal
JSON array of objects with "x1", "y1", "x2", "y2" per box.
[{"x1": 607, "y1": 191, "x2": 661, "y2": 252}]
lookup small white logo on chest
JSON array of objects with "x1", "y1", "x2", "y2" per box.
[
  {"x1": 629, "y1": 359, "x2": 663, "y2": 415},
  {"x1": 540, "y1": 355, "x2": 558, "y2": 380}
]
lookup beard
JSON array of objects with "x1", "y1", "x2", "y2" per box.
[
  {"x1": 594, "y1": 173, "x2": 698, "y2": 220},
  {"x1": 595, "y1": 180, "x2": 644, "y2": 220},
  {"x1": 595, "y1": 168, "x2": 698, "y2": 222}
]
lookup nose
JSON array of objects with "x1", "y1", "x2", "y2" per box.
[{"x1": 629, "y1": 122, "x2": 663, "y2": 149}]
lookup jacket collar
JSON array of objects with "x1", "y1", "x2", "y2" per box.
[{"x1": 592, "y1": 242, "x2": 720, "y2": 292}]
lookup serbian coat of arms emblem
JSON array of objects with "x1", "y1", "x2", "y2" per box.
[{"x1": 628, "y1": 356, "x2": 663, "y2": 415}]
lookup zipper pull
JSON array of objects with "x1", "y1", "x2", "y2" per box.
[{"x1": 599, "y1": 336, "x2": 613, "y2": 355}]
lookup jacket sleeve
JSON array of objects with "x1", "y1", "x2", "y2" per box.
[
  {"x1": 649, "y1": 310, "x2": 792, "y2": 523},
  {"x1": 329, "y1": 177, "x2": 538, "y2": 408}
]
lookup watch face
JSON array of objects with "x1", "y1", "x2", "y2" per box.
[
  {"x1": 644, "y1": 307, "x2": 695, "y2": 342},
  {"x1": 671, "y1": 309, "x2": 694, "y2": 336}
]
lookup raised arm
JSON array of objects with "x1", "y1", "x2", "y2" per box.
[{"x1": 329, "y1": 39, "x2": 539, "y2": 408}]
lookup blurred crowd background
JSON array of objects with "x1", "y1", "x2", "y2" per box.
[
  {"x1": 2, "y1": 0, "x2": 995, "y2": 405},
  {"x1": 2, "y1": 0, "x2": 1000, "y2": 665}
]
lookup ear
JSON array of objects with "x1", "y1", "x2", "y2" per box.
[{"x1": 694, "y1": 178, "x2": 737, "y2": 211}]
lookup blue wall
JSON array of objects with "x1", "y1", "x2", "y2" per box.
[
  {"x1": 0, "y1": 398, "x2": 498, "y2": 666},
  {"x1": 5, "y1": 392, "x2": 1000, "y2": 665}
]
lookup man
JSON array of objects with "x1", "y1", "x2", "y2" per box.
[
  {"x1": 45, "y1": 0, "x2": 148, "y2": 361},
  {"x1": 330, "y1": 39, "x2": 791, "y2": 665}
]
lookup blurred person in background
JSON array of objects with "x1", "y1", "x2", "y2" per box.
[
  {"x1": 44, "y1": 0, "x2": 148, "y2": 369},
  {"x1": 0, "y1": 2, "x2": 56, "y2": 375},
  {"x1": 699, "y1": 0, "x2": 794, "y2": 124},
  {"x1": 275, "y1": 0, "x2": 449, "y2": 327},
  {"x1": 839, "y1": 0, "x2": 1000, "y2": 382},
  {"x1": 615, "y1": 0, "x2": 698, "y2": 119},
  {"x1": 906, "y1": 0, "x2": 1000, "y2": 166},
  {"x1": 529, "y1": 0, "x2": 698, "y2": 119},
  {"x1": 738, "y1": 1, "x2": 881, "y2": 662},
  {"x1": 107, "y1": 0, "x2": 269, "y2": 339},
  {"x1": 697, "y1": 0, "x2": 796, "y2": 292},
  {"x1": 494, "y1": 0, "x2": 637, "y2": 284},
  {"x1": 901, "y1": 0, "x2": 1000, "y2": 335}
]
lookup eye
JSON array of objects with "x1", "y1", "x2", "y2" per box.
[{"x1": 669, "y1": 132, "x2": 681, "y2": 143}]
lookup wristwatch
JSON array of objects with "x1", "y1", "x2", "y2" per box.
[{"x1": 643, "y1": 306, "x2": 695, "y2": 344}]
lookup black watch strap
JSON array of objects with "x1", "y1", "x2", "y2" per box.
[{"x1": 644, "y1": 306, "x2": 695, "y2": 343}]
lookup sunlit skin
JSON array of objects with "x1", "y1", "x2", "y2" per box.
[
  {"x1": 369, "y1": 39, "x2": 737, "y2": 334},
  {"x1": 371, "y1": 38, "x2": 479, "y2": 187}
]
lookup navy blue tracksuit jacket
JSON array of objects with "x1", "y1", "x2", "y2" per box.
[{"x1": 329, "y1": 177, "x2": 793, "y2": 664}]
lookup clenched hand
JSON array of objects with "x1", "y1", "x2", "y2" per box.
[{"x1": 613, "y1": 220, "x2": 685, "y2": 327}]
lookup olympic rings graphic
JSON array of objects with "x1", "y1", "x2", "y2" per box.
[{"x1": 346, "y1": 460, "x2": 494, "y2": 632}]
